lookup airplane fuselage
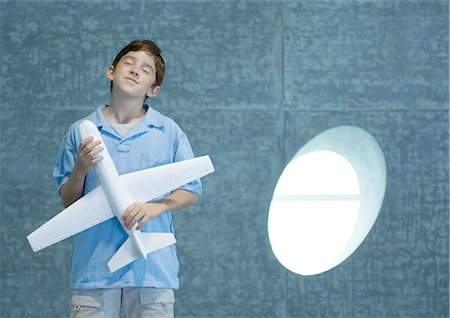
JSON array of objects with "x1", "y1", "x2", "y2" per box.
[{"x1": 79, "y1": 120, "x2": 148, "y2": 259}]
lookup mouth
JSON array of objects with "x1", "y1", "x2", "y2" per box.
[{"x1": 125, "y1": 77, "x2": 139, "y2": 84}]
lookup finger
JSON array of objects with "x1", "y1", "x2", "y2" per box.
[
  {"x1": 80, "y1": 139, "x2": 100, "y2": 153},
  {"x1": 122, "y1": 204, "x2": 134, "y2": 221},
  {"x1": 123, "y1": 204, "x2": 138, "y2": 225},
  {"x1": 88, "y1": 139, "x2": 102, "y2": 148},
  {"x1": 79, "y1": 137, "x2": 94, "y2": 151},
  {"x1": 81, "y1": 136, "x2": 94, "y2": 146},
  {"x1": 84, "y1": 140, "x2": 102, "y2": 154},
  {"x1": 91, "y1": 156, "x2": 103, "y2": 165},
  {"x1": 136, "y1": 214, "x2": 151, "y2": 230},
  {"x1": 87, "y1": 146, "x2": 104, "y2": 159},
  {"x1": 128, "y1": 210, "x2": 144, "y2": 229}
]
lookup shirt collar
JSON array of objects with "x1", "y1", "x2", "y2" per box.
[
  {"x1": 92, "y1": 104, "x2": 165, "y2": 133},
  {"x1": 142, "y1": 104, "x2": 165, "y2": 130}
]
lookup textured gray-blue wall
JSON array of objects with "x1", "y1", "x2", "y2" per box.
[{"x1": 1, "y1": 0, "x2": 448, "y2": 317}]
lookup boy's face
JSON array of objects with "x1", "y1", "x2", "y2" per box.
[{"x1": 106, "y1": 51, "x2": 160, "y2": 99}]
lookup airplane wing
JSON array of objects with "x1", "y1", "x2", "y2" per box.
[
  {"x1": 107, "y1": 232, "x2": 177, "y2": 272},
  {"x1": 27, "y1": 185, "x2": 113, "y2": 252},
  {"x1": 27, "y1": 156, "x2": 215, "y2": 253},
  {"x1": 122, "y1": 155, "x2": 214, "y2": 203}
]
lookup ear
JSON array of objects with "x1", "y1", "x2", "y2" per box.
[
  {"x1": 106, "y1": 65, "x2": 115, "y2": 81},
  {"x1": 146, "y1": 85, "x2": 160, "y2": 98}
]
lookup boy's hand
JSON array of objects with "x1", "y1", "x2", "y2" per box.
[
  {"x1": 75, "y1": 136, "x2": 104, "y2": 176},
  {"x1": 122, "y1": 202, "x2": 167, "y2": 231}
]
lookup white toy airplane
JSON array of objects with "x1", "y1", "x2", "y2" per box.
[{"x1": 27, "y1": 120, "x2": 215, "y2": 272}]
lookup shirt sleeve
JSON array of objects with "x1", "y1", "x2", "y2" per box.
[
  {"x1": 173, "y1": 130, "x2": 203, "y2": 197},
  {"x1": 53, "y1": 129, "x2": 78, "y2": 194}
]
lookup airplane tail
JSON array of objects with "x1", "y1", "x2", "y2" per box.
[{"x1": 107, "y1": 232, "x2": 177, "y2": 272}]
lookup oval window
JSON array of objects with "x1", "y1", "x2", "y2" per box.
[{"x1": 268, "y1": 126, "x2": 386, "y2": 276}]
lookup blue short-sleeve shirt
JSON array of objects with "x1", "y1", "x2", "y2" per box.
[{"x1": 53, "y1": 104, "x2": 202, "y2": 289}]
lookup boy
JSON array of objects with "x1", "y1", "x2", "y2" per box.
[{"x1": 54, "y1": 39, "x2": 201, "y2": 317}]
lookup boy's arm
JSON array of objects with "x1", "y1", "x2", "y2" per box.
[
  {"x1": 123, "y1": 189, "x2": 198, "y2": 230},
  {"x1": 60, "y1": 137, "x2": 103, "y2": 207}
]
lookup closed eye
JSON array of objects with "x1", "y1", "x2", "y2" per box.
[
  {"x1": 122, "y1": 57, "x2": 134, "y2": 65},
  {"x1": 142, "y1": 67, "x2": 153, "y2": 75}
]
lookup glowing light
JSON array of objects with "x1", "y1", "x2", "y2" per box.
[{"x1": 268, "y1": 126, "x2": 386, "y2": 276}]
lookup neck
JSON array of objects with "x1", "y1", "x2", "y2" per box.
[{"x1": 104, "y1": 92, "x2": 147, "y2": 124}]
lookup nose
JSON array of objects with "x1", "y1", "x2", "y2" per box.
[{"x1": 130, "y1": 68, "x2": 138, "y2": 77}]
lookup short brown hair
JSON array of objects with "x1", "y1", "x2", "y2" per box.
[{"x1": 110, "y1": 39, "x2": 165, "y2": 90}]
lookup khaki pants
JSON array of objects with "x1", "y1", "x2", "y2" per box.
[{"x1": 70, "y1": 288, "x2": 174, "y2": 318}]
